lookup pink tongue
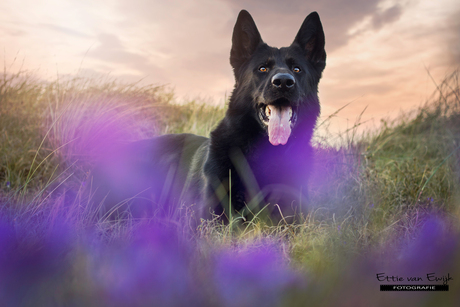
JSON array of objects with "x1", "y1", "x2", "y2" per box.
[{"x1": 267, "y1": 106, "x2": 292, "y2": 146}]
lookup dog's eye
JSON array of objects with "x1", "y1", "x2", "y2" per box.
[
  {"x1": 259, "y1": 66, "x2": 268, "y2": 72},
  {"x1": 293, "y1": 67, "x2": 301, "y2": 73}
]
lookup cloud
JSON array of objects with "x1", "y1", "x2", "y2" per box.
[
  {"x1": 39, "y1": 23, "x2": 91, "y2": 38},
  {"x1": 371, "y1": 5, "x2": 403, "y2": 30},
  {"x1": 446, "y1": 10, "x2": 460, "y2": 66},
  {"x1": 103, "y1": 0, "x2": 412, "y2": 100},
  {"x1": 220, "y1": 0, "x2": 406, "y2": 51},
  {"x1": 107, "y1": 0, "x2": 236, "y2": 97},
  {"x1": 87, "y1": 33, "x2": 166, "y2": 78}
]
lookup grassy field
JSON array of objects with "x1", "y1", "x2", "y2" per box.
[{"x1": 1, "y1": 69, "x2": 459, "y2": 306}]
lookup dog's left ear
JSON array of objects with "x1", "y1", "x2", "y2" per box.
[{"x1": 292, "y1": 12, "x2": 326, "y2": 72}]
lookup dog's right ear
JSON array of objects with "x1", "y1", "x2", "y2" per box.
[{"x1": 230, "y1": 10, "x2": 263, "y2": 74}]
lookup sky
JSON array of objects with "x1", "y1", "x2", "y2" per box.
[{"x1": 1, "y1": 0, "x2": 459, "y2": 139}]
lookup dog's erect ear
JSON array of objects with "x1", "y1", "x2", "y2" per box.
[
  {"x1": 292, "y1": 12, "x2": 326, "y2": 72},
  {"x1": 230, "y1": 10, "x2": 263, "y2": 72}
]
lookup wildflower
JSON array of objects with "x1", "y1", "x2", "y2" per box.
[
  {"x1": 214, "y1": 244, "x2": 300, "y2": 307},
  {"x1": 91, "y1": 224, "x2": 201, "y2": 306}
]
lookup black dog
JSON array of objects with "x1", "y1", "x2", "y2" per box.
[{"x1": 92, "y1": 10, "x2": 326, "y2": 223}]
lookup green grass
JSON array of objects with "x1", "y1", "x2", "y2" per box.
[
  {"x1": 1, "y1": 68, "x2": 460, "y2": 304},
  {"x1": 1, "y1": 71, "x2": 225, "y2": 198}
]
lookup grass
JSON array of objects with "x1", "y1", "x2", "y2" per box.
[{"x1": 1, "y1": 68, "x2": 460, "y2": 306}]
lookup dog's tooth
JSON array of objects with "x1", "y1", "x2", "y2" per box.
[{"x1": 265, "y1": 105, "x2": 272, "y2": 117}]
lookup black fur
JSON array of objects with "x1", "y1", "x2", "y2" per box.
[{"x1": 93, "y1": 10, "x2": 326, "y2": 223}]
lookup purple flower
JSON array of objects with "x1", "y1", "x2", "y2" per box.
[
  {"x1": 213, "y1": 243, "x2": 301, "y2": 307},
  {"x1": 397, "y1": 216, "x2": 458, "y2": 274},
  {"x1": 90, "y1": 224, "x2": 202, "y2": 306},
  {"x1": 0, "y1": 218, "x2": 73, "y2": 306}
]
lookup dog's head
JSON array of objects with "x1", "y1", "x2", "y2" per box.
[{"x1": 229, "y1": 10, "x2": 325, "y2": 146}]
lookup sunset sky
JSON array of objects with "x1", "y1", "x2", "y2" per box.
[{"x1": 2, "y1": 0, "x2": 459, "y2": 138}]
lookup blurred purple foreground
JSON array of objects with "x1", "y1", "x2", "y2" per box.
[{"x1": 0, "y1": 210, "x2": 459, "y2": 307}]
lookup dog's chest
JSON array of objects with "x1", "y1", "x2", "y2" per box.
[{"x1": 246, "y1": 145, "x2": 293, "y2": 180}]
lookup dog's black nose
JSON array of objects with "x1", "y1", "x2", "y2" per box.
[{"x1": 271, "y1": 73, "x2": 295, "y2": 91}]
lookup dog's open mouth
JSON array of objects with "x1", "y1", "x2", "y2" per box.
[{"x1": 259, "y1": 102, "x2": 296, "y2": 146}]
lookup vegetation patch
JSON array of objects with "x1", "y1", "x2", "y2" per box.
[{"x1": 1, "y1": 70, "x2": 459, "y2": 306}]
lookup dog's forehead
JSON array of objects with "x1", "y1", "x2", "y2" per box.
[{"x1": 253, "y1": 44, "x2": 305, "y2": 65}]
